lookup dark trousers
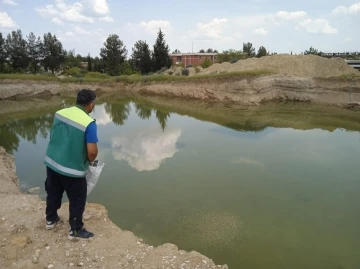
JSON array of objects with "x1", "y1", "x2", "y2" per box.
[{"x1": 45, "y1": 166, "x2": 87, "y2": 230}]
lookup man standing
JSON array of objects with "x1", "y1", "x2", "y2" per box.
[{"x1": 44, "y1": 89, "x2": 98, "y2": 239}]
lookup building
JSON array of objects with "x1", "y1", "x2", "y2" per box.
[{"x1": 171, "y1": 53, "x2": 218, "y2": 66}]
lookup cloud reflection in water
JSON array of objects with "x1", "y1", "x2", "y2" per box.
[{"x1": 112, "y1": 129, "x2": 182, "y2": 171}]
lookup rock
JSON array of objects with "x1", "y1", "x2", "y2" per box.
[
  {"x1": 78, "y1": 262, "x2": 84, "y2": 267},
  {"x1": 202, "y1": 260, "x2": 207, "y2": 264},
  {"x1": 46, "y1": 246, "x2": 50, "y2": 250},
  {"x1": 65, "y1": 251, "x2": 70, "y2": 257},
  {"x1": 32, "y1": 249, "x2": 41, "y2": 264},
  {"x1": 70, "y1": 263, "x2": 74, "y2": 266},
  {"x1": 1, "y1": 217, "x2": 5, "y2": 221},
  {"x1": 27, "y1": 187, "x2": 41, "y2": 195},
  {"x1": 83, "y1": 214, "x2": 91, "y2": 220},
  {"x1": 48, "y1": 264, "x2": 54, "y2": 269}
]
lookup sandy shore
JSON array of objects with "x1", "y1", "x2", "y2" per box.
[{"x1": 0, "y1": 147, "x2": 227, "y2": 269}]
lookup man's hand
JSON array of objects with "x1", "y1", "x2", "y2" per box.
[{"x1": 87, "y1": 143, "x2": 98, "y2": 162}]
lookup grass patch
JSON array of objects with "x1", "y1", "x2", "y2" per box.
[
  {"x1": 0, "y1": 74, "x2": 59, "y2": 81},
  {"x1": 337, "y1": 73, "x2": 360, "y2": 80},
  {"x1": 0, "y1": 69, "x2": 274, "y2": 84}
]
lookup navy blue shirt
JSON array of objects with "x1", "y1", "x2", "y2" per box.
[{"x1": 85, "y1": 121, "x2": 98, "y2": 143}]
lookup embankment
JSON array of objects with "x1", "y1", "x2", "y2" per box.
[
  {"x1": 0, "y1": 147, "x2": 226, "y2": 269},
  {"x1": 1, "y1": 75, "x2": 360, "y2": 106}
]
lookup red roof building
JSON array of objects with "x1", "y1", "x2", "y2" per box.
[{"x1": 171, "y1": 53, "x2": 218, "y2": 66}]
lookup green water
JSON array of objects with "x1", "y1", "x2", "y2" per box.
[{"x1": 1, "y1": 97, "x2": 360, "y2": 269}]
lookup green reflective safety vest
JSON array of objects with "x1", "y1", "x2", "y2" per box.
[{"x1": 44, "y1": 105, "x2": 95, "y2": 178}]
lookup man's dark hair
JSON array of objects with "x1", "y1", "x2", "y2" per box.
[{"x1": 76, "y1": 89, "x2": 96, "y2": 106}]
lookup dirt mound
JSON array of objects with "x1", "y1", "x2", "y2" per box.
[{"x1": 201, "y1": 55, "x2": 359, "y2": 78}]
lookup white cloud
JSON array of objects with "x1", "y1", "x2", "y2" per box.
[
  {"x1": 51, "y1": 17, "x2": 64, "y2": 25},
  {"x1": 99, "y1": 16, "x2": 114, "y2": 23},
  {"x1": 91, "y1": 104, "x2": 112, "y2": 126},
  {"x1": 254, "y1": 27, "x2": 268, "y2": 35},
  {"x1": 296, "y1": 19, "x2": 337, "y2": 34},
  {"x1": 333, "y1": 2, "x2": 360, "y2": 15},
  {"x1": 112, "y1": 129, "x2": 182, "y2": 171},
  {"x1": 231, "y1": 158, "x2": 265, "y2": 170},
  {"x1": 65, "y1": 31, "x2": 75, "y2": 37},
  {"x1": 274, "y1": 11, "x2": 307, "y2": 21},
  {"x1": 0, "y1": 11, "x2": 17, "y2": 28},
  {"x1": 2, "y1": 0, "x2": 18, "y2": 6},
  {"x1": 85, "y1": 0, "x2": 110, "y2": 15},
  {"x1": 187, "y1": 18, "x2": 228, "y2": 40},
  {"x1": 139, "y1": 20, "x2": 171, "y2": 34},
  {"x1": 36, "y1": 0, "x2": 94, "y2": 23}
]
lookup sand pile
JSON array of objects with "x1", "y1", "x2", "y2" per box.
[{"x1": 201, "y1": 54, "x2": 359, "y2": 78}]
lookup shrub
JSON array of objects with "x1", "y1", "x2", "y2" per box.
[
  {"x1": 186, "y1": 64, "x2": 193, "y2": 68},
  {"x1": 175, "y1": 73, "x2": 181, "y2": 76},
  {"x1": 63, "y1": 67, "x2": 82, "y2": 77},
  {"x1": 160, "y1": 67, "x2": 168, "y2": 72},
  {"x1": 195, "y1": 67, "x2": 201, "y2": 74},
  {"x1": 168, "y1": 71, "x2": 173, "y2": 75},
  {"x1": 85, "y1": 72, "x2": 109, "y2": 79},
  {"x1": 147, "y1": 72, "x2": 154, "y2": 76},
  {"x1": 230, "y1": 58, "x2": 238, "y2": 64},
  {"x1": 201, "y1": 58, "x2": 212, "y2": 69},
  {"x1": 181, "y1": 68, "x2": 190, "y2": 76},
  {"x1": 157, "y1": 70, "x2": 162, "y2": 74}
]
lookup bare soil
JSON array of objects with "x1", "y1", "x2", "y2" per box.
[
  {"x1": 201, "y1": 55, "x2": 359, "y2": 78},
  {"x1": 0, "y1": 147, "x2": 227, "y2": 269}
]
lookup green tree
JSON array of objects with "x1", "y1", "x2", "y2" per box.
[
  {"x1": 93, "y1": 56, "x2": 105, "y2": 73},
  {"x1": 304, "y1": 46, "x2": 320, "y2": 55},
  {"x1": 256, "y1": 46, "x2": 267, "y2": 58},
  {"x1": 87, "y1": 53, "x2": 92, "y2": 71},
  {"x1": 26, "y1": 32, "x2": 42, "y2": 74},
  {"x1": 243, "y1": 42, "x2": 256, "y2": 58},
  {"x1": 135, "y1": 103, "x2": 152, "y2": 120},
  {"x1": 214, "y1": 49, "x2": 219, "y2": 53},
  {"x1": 0, "y1": 33, "x2": 8, "y2": 73},
  {"x1": 156, "y1": 110, "x2": 170, "y2": 131},
  {"x1": 41, "y1": 33, "x2": 65, "y2": 74},
  {"x1": 172, "y1": 49, "x2": 181, "y2": 54},
  {"x1": 217, "y1": 49, "x2": 246, "y2": 63},
  {"x1": 199, "y1": 49, "x2": 205, "y2": 53},
  {"x1": 64, "y1": 49, "x2": 81, "y2": 69},
  {"x1": 100, "y1": 34, "x2": 127, "y2": 76},
  {"x1": 201, "y1": 58, "x2": 213, "y2": 68},
  {"x1": 152, "y1": 29, "x2": 172, "y2": 72},
  {"x1": 206, "y1": 48, "x2": 214, "y2": 53},
  {"x1": 105, "y1": 102, "x2": 131, "y2": 125},
  {"x1": 131, "y1": 40, "x2": 152, "y2": 75},
  {"x1": 5, "y1": 30, "x2": 28, "y2": 71}
]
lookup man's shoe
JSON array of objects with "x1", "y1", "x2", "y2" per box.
[
  {"x1": 68, "y1": 228, "x2": 94, "y2": 240},
  {"x1": 46, "y1": 216, "x2": 60, "y2": 230}
]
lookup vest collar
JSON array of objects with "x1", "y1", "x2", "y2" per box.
[{"x1": 75, "y1": 105, "x2": 89, "y2": 115}]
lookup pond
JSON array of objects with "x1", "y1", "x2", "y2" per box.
[{"x1": 1, "y1": 96, "x2": 360, "y2": 269}]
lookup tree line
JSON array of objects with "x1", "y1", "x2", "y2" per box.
[{"x1": 0, "y1": 29, "x2": 172, "y2": 76}]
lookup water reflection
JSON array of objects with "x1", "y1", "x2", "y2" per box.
[
  {"x1": 111, "y1": 128, "x2": 182, "y2": 171},
  {"x1": 0, "y1": 111, "x2": 55, "y2": 153},
  {"x1": 92, "y1": 104, "x2": 112, "y2": 126},
  {"x1": 104, "y1": 102, "x2": 131, "y2": 126}
]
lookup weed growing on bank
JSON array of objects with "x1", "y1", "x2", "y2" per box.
[{"x1": 0, "y1": 69, "x2": 274, "y2": 84}]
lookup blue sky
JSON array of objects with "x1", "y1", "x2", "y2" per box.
[{"x1": 0, "y1": 0, "x2": 359, "y2": 57}]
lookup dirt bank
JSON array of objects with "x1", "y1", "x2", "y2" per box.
[
  {"x1": 1, "y1": 75, "x2": 360, "y2": 106},
  {"x1": 0, "y1": 147, "x2": 227, "y2": 269}
]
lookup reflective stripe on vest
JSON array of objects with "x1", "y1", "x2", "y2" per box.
[
  {"x1": 45, "y1": 156, "x2": 87, "y2": 177},
  {"x1": 56, "y1": 106, "x2": 94, "y2": 131}
]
